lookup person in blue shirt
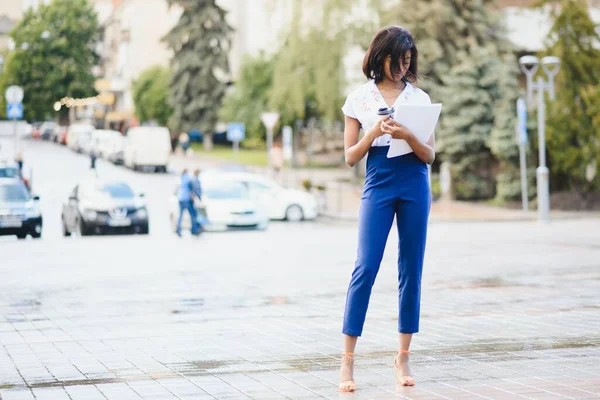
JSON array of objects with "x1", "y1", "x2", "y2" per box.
[
  {"x1": 191, "y1": 169, "x2": 206, "y2": 230},
  {"x1": 176, "y1": 168, "x2": 200, "y2": 236}
]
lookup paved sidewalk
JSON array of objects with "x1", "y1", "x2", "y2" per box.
[{"x1": 1, "y1": 220, "x2": 600, "y2": 399}]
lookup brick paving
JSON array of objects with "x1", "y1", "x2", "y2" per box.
[{"x1": 1, "y1": 219, "x2": 600, "y2": 399}]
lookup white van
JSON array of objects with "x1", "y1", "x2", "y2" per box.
[
  {"x1": 66, "y1": 124, "x2": 94, "y2": 152},
  {"x1": 124, "y1": 126, "x2": 171, "y2": 172}
]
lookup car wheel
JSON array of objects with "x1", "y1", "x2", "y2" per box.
[
  {"x1": 257, "y1": 221, "x2": 268, "y2": 231},
  {"x1": 285, "y1": 204, "x2": 304, "y2": 222},
  {"x1": 16, "y1": 232, "x2": 27, "y2": 240},
  {"x1": 31, "y1": 231, "x2": 42, "y2": 239},
  {"x1": 76, "y1": 219, "x2": 91, "y2": 237},
  {"x1": 138, "y1": 224, "x2": 149, "y2": 235}
]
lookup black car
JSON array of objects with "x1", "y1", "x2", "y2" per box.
[
  {"x1": 62, "y1": 180, "x2": 149, "y2": 236},
  {"x1": 0, "y1": 179, "x2": 43, "y2": 239},
  {"x1": 39, "y1": 122, "x2": 58, "y2": 140}
]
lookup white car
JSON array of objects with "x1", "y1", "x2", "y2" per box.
[
  {"x1": 93, "y1": 129, "x2": 123, "y2": 158},
  {"x1": 66, "y1": 123, "x2": 94, "y2": 153},
  {"x1": 169, "y1": 178, "x2": 268, "y2": 232},
  {"x1": 202, "y1": 171, "x2": 318, "y2": 222}
]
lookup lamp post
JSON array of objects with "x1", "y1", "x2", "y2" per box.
[{"x1": 518, "y1": 55, "x2": 560, "y2": 223}]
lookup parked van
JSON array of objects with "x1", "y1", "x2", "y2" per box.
[
  {"x1": 66, "y1": 123, "x2": 94, "y2": 153},
  {"x1": 124, "y1": 126, "x2": 171, "y2": 172}
]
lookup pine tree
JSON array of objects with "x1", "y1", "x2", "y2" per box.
[
  {"x1": 164, "y1": 0, "x2": 233, "y2": 150},
  {"x1": 384, "y1": 0, "x2": 521, "y2": 200},
  {"x1": 536, "y1": 0, "x2": 600, "y2": 193}
]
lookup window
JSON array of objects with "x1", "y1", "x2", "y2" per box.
[
  {"x1": 0, "y1": 167, "x2": 19, "y2": 178},
  {"x1": 0, "y1": 183, "x2": 30, "y2": 202},
  {"x1": 98, "y1": 183, "x2": 135, "y2": 199},
  {"x1": 204, "y1": 183, "x2": 248, "y2": 200},
  {"x1": 80, "y1": 182, "x2": 135, "y2": 199},
  {"x1": 246, "y1": 181, "x2": 275, "y2": 192}
]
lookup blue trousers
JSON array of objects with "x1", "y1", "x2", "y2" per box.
[
  {"x1": 176, "y1": 200, "x2": 199, "y2": 235},
  {"x1": 343, "y1": 147, "x2": 430, "y2": 336}
]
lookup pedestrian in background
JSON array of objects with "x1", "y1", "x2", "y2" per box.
[
  {"x1": 191, "y1": 168, "x2": 205, "y2": 231},
  {"x1": 90, "y1": 149, "x2": 98, "y2": 177},
  {"x1": 15, "y1": 152, "x2": 24, "y2": 174},
  {"x1": 175, "y1": 168, "x2": 200, "y2": 237},
  {"x1": 338, "y1": 26, "x2": 436, "y2": 392},
  {"x1": 179, "y1": 132, "x2": 190, "y2": 155},
  {"x1": 270, "y1": 140, "x2": 284, "y2": 178}
]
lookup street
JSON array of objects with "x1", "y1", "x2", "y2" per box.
[{"x1": 1, "y1": 138, "x2": 600, "y2": 399}]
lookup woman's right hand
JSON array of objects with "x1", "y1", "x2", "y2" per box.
[{"x1": 368, "y1": 115, "x2": 392, "y2": 141}]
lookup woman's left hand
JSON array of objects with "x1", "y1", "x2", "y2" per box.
[{"x1": 380, "y1": 119, "x2": 413, "y2": 141}]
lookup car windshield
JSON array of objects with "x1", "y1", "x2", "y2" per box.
[
  {"x1": 0, "y1": 183, "x2": 30, "y2": 202},
  {"x1": 204, "y1": 182, "x2": 247, "y2": 200},
  {"x1": 84, "y1": 182, "x2": 135, "y2": 199},
  {"x1": 0, "y1": 167, "x2": 19, "y2": 178}
]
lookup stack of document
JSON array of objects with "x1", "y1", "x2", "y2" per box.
[{"x1": 387, "y1": 104, "x2": 443, "y2": 158}]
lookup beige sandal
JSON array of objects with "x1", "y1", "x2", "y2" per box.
[
  {"x1": 395, "y1": 349, "x2": 416, "y2": 386},
  {"x1": 339, "y1": 352, "x2": 357, "y2": 392}
]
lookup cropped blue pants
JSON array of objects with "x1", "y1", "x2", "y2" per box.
[{"x1": 343, "y1": 147, "x2": 430, "y2": 336}]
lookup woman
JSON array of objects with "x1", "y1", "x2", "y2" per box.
[{"x1": 339, "y1": 26, "x2": 435, "y2": 392}]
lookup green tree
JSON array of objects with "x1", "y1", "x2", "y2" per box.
[
  {"x1": 537, "y1": 0, "x2": 600, "y2": 193},
  {"x1": 164, "y1": 0, "x2": 233, "y2": 150},
  {"x1": 219, "y1": 53, "x2": 274, "y2": 148},
  {"x1": 132, "y1": 66, "x2": 173, "y2": 126},
  {"x1": 0, "y1": 0, "x2": 99, "y2": 121},
  {"x1": 268, "y1": 0, "x2": 375, "y2": 127},
  {"x1": 384, "y1": 0, "x2": 521, "y2": 200}
]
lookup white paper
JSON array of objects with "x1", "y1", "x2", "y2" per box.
[{"x1": 387, "y1": 103, "x2": 442, "y2": 158}]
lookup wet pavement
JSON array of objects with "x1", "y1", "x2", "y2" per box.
[{"x1": 1, "y1": 138, "x2": 600, "y2": 399}]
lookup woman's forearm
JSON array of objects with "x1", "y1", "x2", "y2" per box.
[
  {"x1": 405, "y1": 133, "x2": 435, "y2": 164},
  {"x1": 346, "y1": 130, "x2": 376, "y2": 167}
]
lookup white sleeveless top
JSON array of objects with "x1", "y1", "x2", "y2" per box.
[{"x1": 341, "y1": 80, "x2": 431, "y2": 147}]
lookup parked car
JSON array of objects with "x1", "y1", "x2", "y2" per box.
[
  {"x1": 66, "y1": 123, "x2": 94, "y2": 152},
  {"x1": 31, "y1": 122, "x2": 42, "y2": 139},
  {"x1": 169, "y1": 178, "x2": 268, "y2": 232},
  {"x1": 62, "y1": 180, "x2": 149, "y2": 236},
  {"x1": 0, "y1": 179, "x2": 42, "y2": 239},
  {"x1": 124, "y1": 126, "x2": 171, "y2": 172},
  {"x1": 81, "y1": 129, "x2": 111, "y2": 155},
  {"x1": 39, "y1": 122, "x2": 58, "y2": 141},
  {"x1": 0, "y1": 161, "x2": 31, "y2": 191},
  {"x1": 54, "y1": 126, "x2": 69, "y2": 145},
  {"x1": 202, "y1": 172, "x2": 318, "y2": 222},
  {"x1": 95, "y1": 129, "x2": 124, "y2": 160}
]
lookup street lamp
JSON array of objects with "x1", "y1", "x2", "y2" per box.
[{"x1": 519, "y1": 55, "x2": 560, "y2": 223}]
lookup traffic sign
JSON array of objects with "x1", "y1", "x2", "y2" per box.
[
  {"x1": 260, "y1": 112, "x2": 279, "y2": 130},
  {"x1": 226, "y1": 122, "x2": 245, "y2": 142},
  {"x1": 7, "y1": 103, "x2": 23, "y2": 120},
  {"x1": 516, "y1": 97, "x2": 528, "y2": 145},
  {"x1": 5, "y1": 85, "x2": 24, "y2": 104}
]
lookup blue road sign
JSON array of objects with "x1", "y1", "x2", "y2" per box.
[
  {"x1": 227, "y1": 122, "x2": 245, "y2": 142},
  {"x1": 7, "y1": 103, "x2": 23, "y2": 120},
  {"x1": 516, "y1": 98, "x2": 528, "y2": 145}
]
